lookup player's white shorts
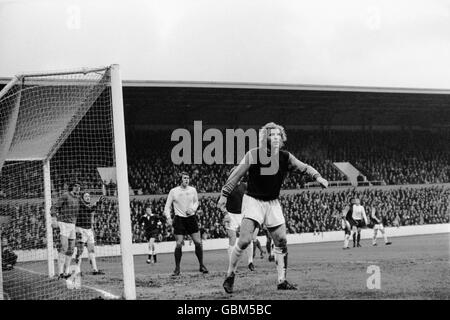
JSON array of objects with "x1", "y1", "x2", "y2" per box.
[
  {"x1": 76, "y1": 227, "x2": 95, "y2": 244},
  {"x1": 241, "y1": 194, "x2": 285, "y2": 228},
  {"x1": 226, "y1": 213, "x2": 243, "y2": 232},
  {"x1": 373, "y1": 223, "x2": 384, "y2": 231},
  {"x1": 58, "y1": 222, "x2": 76, "y2": 240}
]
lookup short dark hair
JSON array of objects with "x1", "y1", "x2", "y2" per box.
[
  {"x1": 180, "y1": 171, "x2": 189, "y2": 178},
  {"x1": 68, "y1": 182, "x2": 81, "y2": 191}
]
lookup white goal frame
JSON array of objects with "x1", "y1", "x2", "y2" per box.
[{"x1": 0, "y1": 64, "x2": 136, "y2": 300}]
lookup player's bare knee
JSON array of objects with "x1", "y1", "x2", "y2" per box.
[{"x1": 87, "y1": 243, "x2": 95, "y2": 253}]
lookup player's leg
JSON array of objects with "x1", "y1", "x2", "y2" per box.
[
  {"x1": 380, "y1": 226, "x2": 392, "y2": 245},
  {"x1": 173, "y1": 234, "x2": 184, "y2": 275},
  {"x1": 150, "y1": 237, "x2": 158, "y2": 262},
  {"x1": 191, "y1": 231, "x2": 208, "y2": 273},
  {"x1": 352, "y1": 225, "x2": 357, "y2": 247},
  {"x1": 266, "y1": 232, "x2": 274, "y2": 261},
  {"x1": 65, "y1": 238, "x2": 76, "y2": 275},
  {"x1": 266, "y1": 200, "x2": 296, "y2": 290},
  {"x1": 246, "y1": 229, "x2": 256, "y2": 271},
  {"x1": 57, "y1": 234, "x2": 68, "y2": 277},
  {"x1": 223, "y1": 218, "x2": 256, "y2": 293},
  {"x1": 269, "y1": 224, "x2": 296, "y2": 290},
  {"x1": 225, "y1": 213, "x2": 238, "y2": 259},
  {"x1": 75, "y1": 238, "x2": 85, "y2": 270},
  {"x1": 372, "y1": 227, "x2": 378, "y2": 246},
  {"x1": 356, "y1": 226, "x2": 362, "y2": 247},
  {"x1": 226, "y1": 218, "x2": 257, "y2": 277},
  {"x1": 58, "y1": 223, "x2": 76, "y2": 277}
]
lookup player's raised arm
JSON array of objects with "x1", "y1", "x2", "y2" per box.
[
  {"x1": 288, "y1": 153, "x2": 328, "y2": 188},
  {"x1": 217, "y1": 151, "x2": 252, "y2": 210},
  {"x1": 222, "y1": 151, "x2": 253, "y2": 197}
]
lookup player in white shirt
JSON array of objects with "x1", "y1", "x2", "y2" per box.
[
  {"x1": 164, "y1": 172, "x2": 209, "y2": 276},
  {"x1": 350, "y1": 198, "x2": 368, "y2": 247}
]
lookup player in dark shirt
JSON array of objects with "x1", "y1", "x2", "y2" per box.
[
  {"x1": 369, "y1": 201, "x2": 392, "y2": 246},
  {"x1": 51, "y1": 182, "x2": 81, "y2": 278},
  {"x1": 140, "y1": 206, "x2": 164, "y2": 264},
  {"x1": 74, "y1": 192, "x2": 105, "y2": 275},
  {"x1": 218, "y1": 122, "x2": 328, "y2": 293}
]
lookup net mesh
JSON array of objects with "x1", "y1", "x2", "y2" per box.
[{"x1": 0, "y1": 67, "x2": 124, "y2": 300}]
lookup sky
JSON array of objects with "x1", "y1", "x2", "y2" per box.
[{"x1": 0, "y1": 0, "x2": 449, "y2": 89}]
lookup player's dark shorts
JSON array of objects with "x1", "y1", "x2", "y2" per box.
[
  {"x1": 173, "y1": 215, "x2": 199, "y2": 235},
  {"x1": 145, "y1": 229, "x2": 159, "y2": 240},
  {"x1": 350, "y1": 219, "x2": 365, "y2": 228}
]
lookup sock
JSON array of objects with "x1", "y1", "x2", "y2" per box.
[
  {"x1": 352, "y1": 233, "x2": 356, "y2": 245},
  {"x1": 227, "y1": 245, "x2": 244, "y2": 276},
  {"x1": 344, "y1": 235, "x2": 349, "y2": 248},
  {"x1": 89, "y1": 252, "x2": 98, "y2": 271},
  {"x1": 247, "y1": 241, "x2": 254, "y2": 264},
  {"x1": 382, "y1": 231, "x2": 388, "y2": 243},
  {"x1": 174, "y1": 246, "x2": 182, "y2": 270},
  {"x1": 194, "y1": 243, "x2": 204, "y2": 266},
  {"x1": 228, "y1": 245, "x2": 234, "y2": 260},
  {"x1": 357, "y1": 232, "x2": 361, "y2": 244},
  {"x1": 266, "y1": 240, "x2": 272, "y2": 255},
  {"x1": 273, "y1": 246, "x2": 288, "y2": 284},
  {"x1": 58, "y1": 253, "x2": 65, "y2": 275},
  {"x1": 373, "y1": 231, "x2": 377, "y2": 244}
]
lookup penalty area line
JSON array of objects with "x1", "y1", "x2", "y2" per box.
[{"x1": 14, "y1": 266, "x2": 121, "y2": 300}]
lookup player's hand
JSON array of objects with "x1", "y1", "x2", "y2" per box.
[
  {"x1": 316, "y1": 176, "x2": 328, "y2": 189},
  {"x1": 166, "y1": 216, "x2": 173, "y2": 226},
  {"x1": 217, "y1": 195, "x2": 227, "y2": 213},
  {"x1": 186, "y1": 208, "x2": 195, "y2": 216}
]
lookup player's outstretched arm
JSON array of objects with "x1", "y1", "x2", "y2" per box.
[
  {"x1": 217, "y1": 151, "x2": 252, "y2": 210},
  {"x1": 288, "y1": 153, "x2": 328, "y2": 188}
]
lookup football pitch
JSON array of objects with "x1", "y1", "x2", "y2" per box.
[{"x1": 4, "y1": 233, "x2": 449, "y2": 300}]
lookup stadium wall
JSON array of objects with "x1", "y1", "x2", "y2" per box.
[{"x1": 15, "y1": 223, "x2": 450, "y2": 263}]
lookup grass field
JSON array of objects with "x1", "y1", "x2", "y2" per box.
[{"x1": 4, "y1": 233, "x2": 449, "y2": 300}]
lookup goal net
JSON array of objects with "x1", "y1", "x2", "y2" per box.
[{"x1": 0, "y1": 65, "x2": 135, "y2": 300}]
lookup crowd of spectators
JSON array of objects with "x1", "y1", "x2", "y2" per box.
[
  {"x1": 125, "y1": 129, "x2": 449, "y2": 194},
  {"x1": 3, "y1": 185, "x2": 448, "y2": 250},
  {"x1": 1, "y1": 129, "x2": 448, "y2": 198}
]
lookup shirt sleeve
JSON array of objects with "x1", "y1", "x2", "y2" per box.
[
  {"x1": 288, "y1": 153, "x2": 321, "y2": 180},
  {"x1": 191, "y1": 188, "x2": 199, "y2": 212},
  {"x1": 164, "y1": 189, "x2": 174, "y2": 217},
  {"x1": 221, "y1": 151, "x2": 252, "y2": 197}
]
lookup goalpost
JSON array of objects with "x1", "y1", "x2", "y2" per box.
[{"x1": 0, "y1": 65, "x2": 135, "y2": 300}]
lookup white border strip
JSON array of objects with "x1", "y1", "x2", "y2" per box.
[{"x1": 14, "y1": 223, "x2": 450, "y2": 261}]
